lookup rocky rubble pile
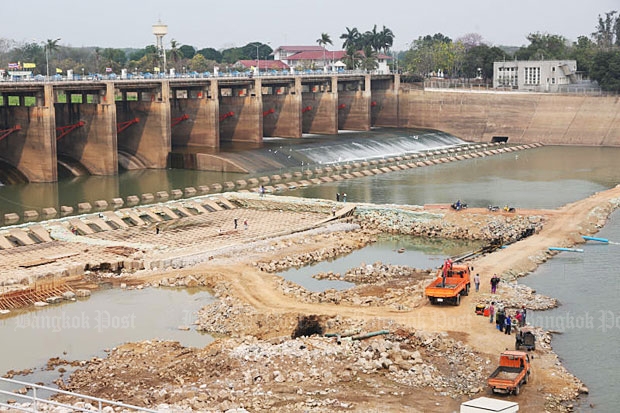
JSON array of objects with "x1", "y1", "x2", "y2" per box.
[
  {"x1": 60, "y1": 325, "x2": 492, "y2": 412},
  {"x1": 355, "y1": 207, "x2": 544, "y2": 243},
  {"x1": 475, "y1": 281, "x2": 557, "y2": 311},
  {"x1": 254, "y1": 231, "x2": 377, "y2": 273},
  {"x1": 313, "y1": 261, "x2": 431, "y2": 284}
]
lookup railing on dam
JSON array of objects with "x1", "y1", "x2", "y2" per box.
[{"x1": 1, "y1": 69, "x2": 394, "y2": 84}]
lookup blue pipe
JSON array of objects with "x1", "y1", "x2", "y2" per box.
[
  {"x1": 549, "y1": 247, "x2": 584, "y2": 253},
  {"x1": 582, "y1": 235, "x2": 609, "y2": 243}
]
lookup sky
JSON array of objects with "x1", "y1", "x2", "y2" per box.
[{"x1": 4, "y1": 0, "x2": 618, "y2": 52}]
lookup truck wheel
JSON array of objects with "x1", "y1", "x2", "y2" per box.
[
  {"x1": 463, "y1": 284, "x2": 470, "y2": 296},
  {"x1": 454, "y1": 295, "x2": 461, "y2": 306},
  {"x1": 524, "y1": 371, "x2": 530, "y2": 384},
  {"x1": 429, "y1": 297, "x2": 436, "y2": 305},
  {"x1": 514, "y1": 385, "x2": 520, "y2": 395}
]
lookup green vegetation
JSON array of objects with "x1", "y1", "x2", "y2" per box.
[
  {"x1": 400, "y1": 10, "x2": 620, "y2": 91},
  {"x1": 1, "y1": 11, "x2": 619, "y2": 90}
]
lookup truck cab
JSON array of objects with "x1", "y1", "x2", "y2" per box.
[{"x1": 488, "y1": 350, "x2": 531, "y2": 395}]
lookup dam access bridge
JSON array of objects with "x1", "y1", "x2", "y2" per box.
[{"x1": 0, "y1": 73, "x2": 400, "y2": 183}]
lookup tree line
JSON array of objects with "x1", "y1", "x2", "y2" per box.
[
  {"x1": 1, "y1": 11, "x2": 619, "y2": 91},
  {"x1": 0, "y1": 25, "x2": 395, "y2": 77},
  {"x1": 401, "y1": 10, "x2": 620, "y2": 91}
]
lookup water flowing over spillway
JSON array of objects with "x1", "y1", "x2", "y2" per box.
[{"x1": 223, "y1": 128, "x2": 467, "y2": 172}]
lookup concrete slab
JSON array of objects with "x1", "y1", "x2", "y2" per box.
[
  {"x1": 28, "y1": 225, "x2": 54, "y2": 243},
  {"x1": 68, "y1": 219, "x2": 94, "y2": 235},
  {"x1": 159, "y1": 207, "x2": 181, "y2": 220},
  {"x1": 118, "y1": 209, "x2": 147, "y2": 226},
  {"x1": 216, "y1": 197, "x2": 237, "y2": 210},
  {"x1": 102, "y1": 211, "x2": 130, "y2": 229},
  {"x1": 87, "y1": 216, "x2": 115, "y2": 232},
  {"x1": 183, "y1": 201, "x2": 209, "y2": 214},
  {"x1": 0, "y1": 234, "x2": 15, "y2": 249},
  {"x1": 202, "y1": 199, "x2": 224, "y2": 212},
  {"x1": 9, "y1": 228, "x2": 36, "y2": 245},
  {"x1": 137, "y1": 210, "x2": 164, "y2": 224}
]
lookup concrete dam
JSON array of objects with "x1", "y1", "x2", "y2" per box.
[{"x1": 1, "y1": 74, "x2": 619, "y2": 183}]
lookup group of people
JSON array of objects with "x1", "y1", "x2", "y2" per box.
[{"x1": 487, "y1": 302, "x2": 527, "y2": 335}]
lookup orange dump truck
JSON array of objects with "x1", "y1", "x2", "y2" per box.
[
  {"x1": 424, "y1": 262, "x2": 471, "y2": 306},
  {"x1": 488, "y1": 350, "x2": 531, "y2": 395}
]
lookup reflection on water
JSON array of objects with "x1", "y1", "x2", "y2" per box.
[{"x1": 278, "y1": 235, "x2": 485, "y2": 292}]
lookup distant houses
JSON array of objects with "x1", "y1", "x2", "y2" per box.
[{"x1": 235, "y1": 45, "x2": 392, "y2": 74}]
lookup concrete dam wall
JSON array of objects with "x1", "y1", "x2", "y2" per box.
[{"x1": 400, "y1": 89, "x2": 620, "y2": 146}]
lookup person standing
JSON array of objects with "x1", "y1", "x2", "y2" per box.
[
  {"x1": 488, "y1": 302, "x2": 495, "y2": 324},
  {"x1": 521, "y1": 306, "x2": 527, "y2": 327},
  {"x1": 474, "y1": 273, "x2": 480, "y2": 292},
  {"x1": 504, "y1": 314, "x2": 512, "y2": 335},
  {"x1": 490, "y1": 274, "x2": 499, "y2": 293},
  {"x1": 343, "y1": 193, "x2": 347, "y2": 203},
  {"x1": 234, "y1": 218, "x2": 238, "y2": 229},
  {"x1": 259, "y1": 185, "x2": 265, "y2": 197},
  {"x1": 244, "y1": 219, "x2": 248, "y2": 230},
  {"x1": 336, "y1": 193, "x2": 340, "y2": 202}
]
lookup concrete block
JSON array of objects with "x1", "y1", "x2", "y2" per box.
[
  {"x1": 224, "y1": 181, "x2": 235, "y2": 189},
  {"x1": 197, "y1": 185, "x2": 210, "y2": 194},
  {"x1": 247, "y1": 178, "x2": 259, "y2": 186},
  {"x1": 23, "y1": 210, "x2": 39, "y2": 221},
  {"x1": 41, "y1": 207, "x2": 57, "y2": 218},
  {"x1": 293, "y1": 172, "x2": 303, "y2": 178},
  {"x1": 259, "y1": 176, "x2": 270, "y2": 183},
  {"x1": 77, "y1": 202, "x2": 92, "y2": 212},
  {"x1": 270, "y1": 175, "x2": 281, "y2": 182},
  {"x1": 93, "y1": 200, "x2": 108, "y2": 210},
  {"x1": 211, "y1": 183, "x2": 222, "y2": 192},
  {"x1": 235, "y1": 180, "x2": 247, "y2": 188},
  {"x1": 126, "y1": 195, "x2": 140, "y2": 206},
  {"x1": 303, "y1": 170, "x2": 313, "y2": 176},
  {"x1": 110, "y1": 198, "x2": 124, "y2": 207},
  {"x1": 184, "y1": 187, "x2": 197, "y2": 196},
  {"x1": 141, "y1": 193, "x2": 154, "y2": 203},
  {"x1": 29, "y1": 225, "x2": 53, "y2": 242},
  {"x1": 170, "y1": 189, "x2": 183, "y2": 199},
  {"x1": 282, "y1": 173, "x2": 293, "y2": 179},
  {"x1": 156, "y1": 191, "x2": 170, "y2": 200},
  {"x1": 60, "y1": 206, "x2": 74, "y2": 215},
  {"x1": 3, "y1": 213, "x2": 19, "y2": 224}
]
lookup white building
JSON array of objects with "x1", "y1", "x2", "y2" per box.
[{"x1": 493, "y1": 60, "x2": 579, "y2": 92}]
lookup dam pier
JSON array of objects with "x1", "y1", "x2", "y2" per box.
[{"x1": 0, "y1": 74, "x2": 398, "y2": 182}]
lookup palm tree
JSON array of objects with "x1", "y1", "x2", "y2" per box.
[
  {"x1": 360, "y1": 45, "x2": 379, "y2": 72},
  {"x1": 316, "y1": 33, "x2": 333, "y2": 71},
  {"x1": 44, "y1": 38, "x2": 61, "y2": 76},
  {"x1": 379, "y1": 26, "x2": 395, "y2": 54},
  {"x1": 168, "y1": 39, "x2": 184, "y2": 70},
  {"x1": 343, "y1": 45, "x2": 362, "y2": 70},
  {"x1": 340, "y1": 27, "x2": 361, "y2": 50},
  {"x1": 363, "y1": 25, "x2": 381, "y2": 52}
]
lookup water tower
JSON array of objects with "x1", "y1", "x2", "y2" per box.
[{"x1": 152, "y1": 21, "x2": 168, "y2": 74}]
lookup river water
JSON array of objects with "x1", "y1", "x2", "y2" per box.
[
  {"x1": 524, "y1": 210, "x2": 620, "y2": 412},
  {"x1": 2, "y1": 128, "x2": 620, "y2": 409}
]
